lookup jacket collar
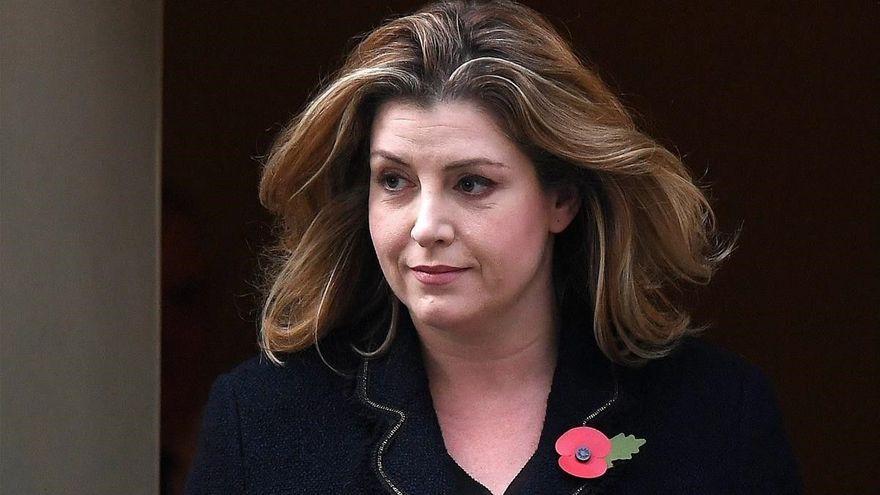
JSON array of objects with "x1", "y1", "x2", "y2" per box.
[{"x1": 355, "y1": 311, "x2": 639, "y2": 494}]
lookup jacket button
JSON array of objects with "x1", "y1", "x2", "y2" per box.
[{"x1": 575, "y1": 447, "x2": 592, "y2": 462}]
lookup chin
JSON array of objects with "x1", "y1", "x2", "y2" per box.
[{"x1": 405, "y1": 298, "x2": 476, "y2": 330}]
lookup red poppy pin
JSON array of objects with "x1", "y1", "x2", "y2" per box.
[{"x1": 555, "y1": 426, "x2": 646, "y2": 478}]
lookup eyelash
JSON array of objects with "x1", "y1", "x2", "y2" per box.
[{"x1": 376, "y1": 172, "x2": 496, "y2": 196}]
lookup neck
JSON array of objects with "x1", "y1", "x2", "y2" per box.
[{"x1": 413, "y1": 297, "x2": 559, "y2": 400}]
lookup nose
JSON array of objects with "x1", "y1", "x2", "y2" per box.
[{"x1": 410, "y1": 193, "x2": 454, "y2": 247}]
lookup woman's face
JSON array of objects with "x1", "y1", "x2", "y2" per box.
[{"x1": 368, "y1": 99, "x2": 577, "y2": 331}]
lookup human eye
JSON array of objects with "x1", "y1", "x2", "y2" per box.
[
  {"x1": 455, "y1": 175, "x2": 495, "y2": 196},
  {"x1": 376, "y1": 171, "x2": 411, "y2": 192}
]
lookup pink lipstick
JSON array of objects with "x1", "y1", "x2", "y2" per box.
[{"x1": 410, "y1": 265, "x2": 468, "y2": 286}]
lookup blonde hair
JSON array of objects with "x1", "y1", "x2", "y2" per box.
[{"x1": 258, "y1": 0, "x2": 735, "y2": 367}]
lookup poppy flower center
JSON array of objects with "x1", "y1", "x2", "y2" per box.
[{"x1": 575, "y1": 446, "x2": 592, "y2": 462}]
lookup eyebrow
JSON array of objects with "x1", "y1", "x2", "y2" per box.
[{"x1": 369, "y1": 150, "x2": 509, "y2": 170}]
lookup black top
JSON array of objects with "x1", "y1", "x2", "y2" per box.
[
  {"x1": 447, "y1": 451, "x2": 532, "y2": 494},
  {"x1": 186, "y1": 311, "x2": 803, "y2": 494}
]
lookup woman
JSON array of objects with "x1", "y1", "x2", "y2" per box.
[{"x1": 187, "y1": 1, "x2": 802, "y2": 493}]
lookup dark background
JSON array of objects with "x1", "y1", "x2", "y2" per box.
[{"x1": 161, "y1": 2, "x2": 878, "y2": 493}]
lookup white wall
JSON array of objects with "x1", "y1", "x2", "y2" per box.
[{"x1": 1, "y1": 1, "x2": 161, "y2": 493}]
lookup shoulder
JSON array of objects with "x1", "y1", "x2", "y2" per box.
[
  {"x1": 634, "y1": 335, "x2": 769, "y2": 400},
  {"x1": 614, "y1": 336, "x2": 802, "y2": 492},
  {"x1": 618, "y1": 335, "x2": 779, "y2": 441},
  {"x1": 210, "y1": 346, "x2": 357, "y2": 414},
  {"x1": 189, "y1": 347, "x2": 374, "y2": 493},
  {"x1": 656, "y1": 334, "x2": 756, "y2": 373}
]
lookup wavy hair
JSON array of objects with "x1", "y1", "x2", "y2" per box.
[{"x1": 258, "y1": 0, "x2": 735, "y2": 368}]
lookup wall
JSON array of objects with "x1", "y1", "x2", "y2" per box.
[{"x1": 1, "y1": 1, "x2": 161, "y2": 493}]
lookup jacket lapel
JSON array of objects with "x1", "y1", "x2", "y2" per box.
[
  {"x1": 356, "y1": 314, "x2": 456, "y2": 494},
  {"x1": 355, "y1": 311, "x2": 640, "y2": 494},
  {"x1": 512, "y1": 311, "x2": 641, "y2": 494}
]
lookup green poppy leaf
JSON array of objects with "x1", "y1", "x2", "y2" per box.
[{"x1": 606, "y1": 433, "x2": 646, "y2": 468}]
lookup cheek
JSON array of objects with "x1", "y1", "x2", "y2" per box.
[
  {"x1": 476, "y1": 202, "x2": 550, "y2": 274},
  {"x1": 368, "y1": 204, "x2": 406, "y2": 267}
]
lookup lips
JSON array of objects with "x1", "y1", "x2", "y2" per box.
[
  {"x1": 410, "y1": 265, "x2": 468, "y2": 285},
  {"x1": 411, "y1": 265, "x2": 463, "y2": 273}
]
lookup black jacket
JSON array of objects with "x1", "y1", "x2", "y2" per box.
[{"x1": 187, "y1": 314, "x2": 802, "y2": 494}]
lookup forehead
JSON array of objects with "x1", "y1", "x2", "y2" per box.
[{"x1": 369, "y1": 99, "x2": 521, "y2": 162}]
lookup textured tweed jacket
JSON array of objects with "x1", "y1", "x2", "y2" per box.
[{"x1": 186, "y1": 314, "x2": 802, "y2": 494}]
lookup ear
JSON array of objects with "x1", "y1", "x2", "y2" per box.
[{"x1": 548, "y1": 185, "x2": 580, "y2": 234}]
